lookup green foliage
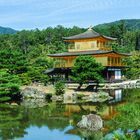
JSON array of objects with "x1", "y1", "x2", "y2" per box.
[
  {"x1": 27, "y1": 56, "x2": 50, "y2": 84},
  {"x1": 27, "y1": 66, "x2": 49, "y2": 84},
  {"x1": 95, "y1": 19, "x2": 140, "y2": 35},
  {"x1": 0, "y1": 26, "x2": 86, "y2": 87},
  {"x1": 0, "y1": 48, "x2": 29, "y2": 85},
  {"x1": 104, "y1": 130, "x2": 139, "y2": 140},
  {"x1": 0, "y1": 69, "x2": 21, "y2": 101},
  {"x1": 71, "y1": 55, "x2": 104, "y2": 87},
  {"x1": 77, "y1": 94, "x2": 85, "y2": 100},
  {"x1": 55, "y1": 81, "x2": 65, "y2": 95},
  {"x1": 95, "y1": 20, "x2": 139, "y2": 53},
  {"x1": 106, "y1": 89, "x2": 140, "y2": 131},
  {"x1": 45, "y1": 93, "x2": 53, "y2": 100},
  {"x1": 108, "y1": 22, "x2": 136, "y2": 53},
  {"x1": 98, "y1": 91, "x2": 109, "y2": 99},
  {"x1": 109, "y1": 20, "x2": 127, "y2": 45},
  {"x1": 113, "y1": 103, "x2": 140, "y2": 129},
  {"x1": 0, "y1": 48, "x2": 28, "y2": 74},
  {"x1": 123, "y1": 51, "x2": 140, "y2": 79},
  {"x1": 0, "y1": 97, "x2": 11, "y2": 102},
  {"x1": 18, "y1": 73, "x2": 31, "y2": 85},
  {"x1": 136, "y1": 31, "x2": 140, "y2": 50}
]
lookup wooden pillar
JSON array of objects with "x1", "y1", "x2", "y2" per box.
[{"x1": 106, "y1": 70, "x2": 109, "y2": 81}]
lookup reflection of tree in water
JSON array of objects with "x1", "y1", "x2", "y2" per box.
[
  {"x1": 0, "y1": 104, "x2": 28, "y2": 140},
  {"x1": 96, "y1": 103, "x2": 107, "y2": 113},
  {"x1": 80, "y1": 130, "x2": 103, "y2": 140},
  {"x1": 0, "y1": 102, "x2": 107, "y2": 140},
  {"x1": 26, "y1": 103, "x2": 69, "y2": 130},
  {"x1": 0, "y1": 103, "x2": 70, "y2": 140},
  {"x1": 66, "y1": 128, "x2": 103, "y2": 140},
  {"x1": 78, "y1": 104, "x2": 96, "y2": 114}
]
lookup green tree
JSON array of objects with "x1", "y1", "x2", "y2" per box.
[
  {"x1": 55, "y1": 81, "x2": 65, "y2": 95},
  {"x1": 109, "y1": 20, "x2": 127, "y2": 45},
  {"x1": 136, "y1": 31, "x2": 140, "y2": 50},
  {"x1": 0, "y1": 48, "x2": 28, "y2": 75},
  {"x1": 0, "y1": 48, "x2": 29, "y2": 85},
  {"x1": 123, "y1": 51, "x2": 140, "y2": 79},
  {"x1": 71, "y1": 55, "x2": 104, "y2": 90},
  {"x1": 27, "y1": 57, "x2": 50, "y2": 84},
  {"x1": 0, "y1": 69, "x2": 21, "y2": 102}
]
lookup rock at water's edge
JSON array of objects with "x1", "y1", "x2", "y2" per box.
[
  {"x1": 77, "y1": 114, "x2": 103, "y2": 131},
  {"x1": 20, "y1": 87, "x2": 46, "y2": 99},
  {"x1": 21, "y1": 98, "x2": 47, "y2": 108}
]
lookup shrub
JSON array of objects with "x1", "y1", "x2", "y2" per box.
[
  {"x1": 77, "y1": 94, "x2": 85, "y2": 100},
  {"x1": 45, "y1": 93, "x2": 52, "y2": 100},
  {"x1": 55, "y1": 81, "x2": 65, "y2": 96},
  {"x1": 0, "y1": 97, "x2": 11, "y2": 102},
  {"x1": 0, "y1": 69, "x2": 21, "y2": 102}
]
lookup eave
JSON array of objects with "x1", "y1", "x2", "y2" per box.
[{"x1": 47, "y1": 50, "x2": 131, "y2": 58}]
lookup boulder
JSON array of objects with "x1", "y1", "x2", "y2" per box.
[
  {"x1": 21, "y1": 87, "x2": 46, "y2": 99},
  {"x1": 77, "y1": 114, "x2": 103, "y2": 131},
  {"x1": 51, "y1": 95, "x2": 63, "y2": 101},
  {"x1": 11, "y1": 102, "x2": 18, "y2": 106},
  {"x1": 21, "y1": 98, "x2": 47, "y2": 108},
  {"x1": 90, "y1": 91, "x2": 112, "y2": 102},
  {"x1": 63, "y1": 93, "x2": 77, "y2": 104}
]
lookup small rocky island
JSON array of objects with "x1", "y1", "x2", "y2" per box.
[{"x1": 77, "y1": 114, "x2": 103, "y2": 131}]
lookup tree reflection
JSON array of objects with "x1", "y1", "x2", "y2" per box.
[
  {"x1": 0, "y1": 103, "x2": 70, "y2": 139},
  {"x1": 0, "y1": 104, "x2": 28, "y2": 140},
  {"x1": 0, "y1": 102, "x2": 110, "y2": 140}
]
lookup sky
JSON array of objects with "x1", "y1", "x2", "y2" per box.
[{"x1": 0, "y1": 0, "x2": 140, "y2": 30}]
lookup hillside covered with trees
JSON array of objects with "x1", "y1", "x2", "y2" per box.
[
  {"x1": 1, "y1": 19, "x2": 140, "y2": 35},
  {"x1": 94, "y1": 19, "x2": 140, "y2": 33},
  {"x1": 0, "y1": 26, "x2": 17, "y2": 34}
]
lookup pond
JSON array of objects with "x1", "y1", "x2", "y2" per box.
[{"x1": 0, "y1": 88, "x2": 140, "y2": 140}]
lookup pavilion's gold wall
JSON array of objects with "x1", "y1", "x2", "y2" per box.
[
  {"x1": 54, "y1": 56, "x2": 108, "y2": 68},
  {"x1": 68, "y1": 40, "x2": 111, "y2": 52},
  {"x1": 73, "y1": 41, "x2": 98, "y2": 51}
]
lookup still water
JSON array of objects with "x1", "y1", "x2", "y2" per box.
[{"x1": 0, "y1": 88, "x2": 140, "y2": 140}]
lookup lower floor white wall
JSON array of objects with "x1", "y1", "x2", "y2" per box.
[{"x1": 115, "y1": 70, "x2": 121, "y2": 79}]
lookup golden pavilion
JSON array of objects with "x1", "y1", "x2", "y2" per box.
[{"x1": 47, "y1": 27, "x2": 130, "y2": 81}]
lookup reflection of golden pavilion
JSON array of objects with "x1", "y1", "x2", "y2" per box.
[
  {"x1": 48, "y1": 27, "x2": 130, "y2": 81},
  {"x1": 108, "y1": 89, "x2": 122, "y2": 102},
  {"x1": 64, "y1": 104, "x2": 116, "y2": 120}
]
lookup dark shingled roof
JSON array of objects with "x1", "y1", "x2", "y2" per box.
[
  {"x1": 48, "y1": 50, "x2": 131, "y2": 57},
  {"x1": 63, "y1": 28, "x2": 117, "y2": 41}
]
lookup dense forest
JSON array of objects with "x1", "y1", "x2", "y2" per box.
[
  {"x1": 95, "y1": 19, "x2": 140, "y2": 33},
  {"x1": 0, "y1": 20, "x2": 140, "y2": 101}
]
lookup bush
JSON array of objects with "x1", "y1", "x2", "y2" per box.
[
  {"x1": 77, "y1": 94, "x2": 85, "y2": 100},
  {"x1": 0, "y1": 70, "x2": 21, "y2": 102},
  {"x1": 55, "y1": 81, "x2": 65, "y2": 96},
  {"x1": 0, "y1": 97, "x2": 11, "y2": 102},
  {"x1": 45, "y1": 93, "x2": 52, "y2": 100},
  {"x1": 104, "y1": 129, "x2": 140, "y2": 140}
]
